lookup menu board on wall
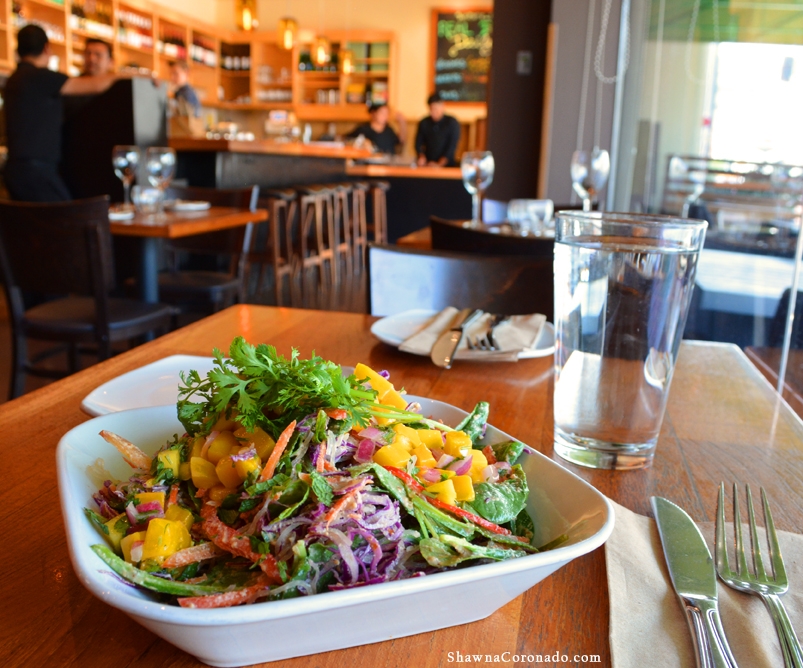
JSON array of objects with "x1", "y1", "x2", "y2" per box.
[{"x1": 431, "y1": 8, "x2": 493, "y2": 103}]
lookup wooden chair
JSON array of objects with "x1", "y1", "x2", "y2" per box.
[
  {"x1": 0, "y1": 196, "x2": 177, "y2": 399},
  {"x1": 367, "y1": 244, "x2": 553, "y2": 319},
  {"x1": 331, "y1": 183, "x2": 353, "y2": 279},
  {"x1": 156, "y1": 185, "x2": 259, "y2": 314},
  {"x1": 367, "y1": 180, "x2": 390, "y2": 244},
  {"x1": 350, "y1": 181, "x2": 370, "y2": 273},
  {"x1": 297, "y1": 185, "x2": 338, "y2": 307},
  {"x1": 430, "y1": 216, "x2": 554, "y2": 258},
  {"x1": 249, "y1": 188, "x2": 299, "y2": 306}
]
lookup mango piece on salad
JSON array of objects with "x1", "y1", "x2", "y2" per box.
[
  {"x1": 425, "y1": 479, "x2": 457, "y2": 506},
  {"x1": 373, "y1": 444, "x2": 412, "y2": 469},
  {"x1": 469, "y1": 450, "x2": 489, "y2": 483},
  {"x1": 215, "y1": 455, "x2": 242, "y2": 489},
  {"x1": 190, "y1": 456, "x2": 219, "y2": 489},
  {"x1": 157, "y1": 450, "x2": 181, "y2": 480},
  {"x1": 141, "y1": 519, "x2": 192, "y2": 564},
  {"x1": 443, "y1": 431, "x2": 472, "y2": 457},
  {"x1": 429, "y1": 468, "x2": 456, "y2": 481},
  {"x1": 164, "y1": 504, "x2": 194, "y2": 532},
  {"x1": 121, "y1": 530, "x2": 147, "y2": 564},
  {"x1": 354, "y1": 363, "x2": 393, "y2": 397},
  {"x1": 380, "y1": 389, "x2": 409, "y2": 411},
  {"x1": 135, "y1": 491, "x2": 165, "y2": 510},
  {"x1": 233, "y1": 425, "x2": 275, "y2": 461},
  {"x1": 178, "y1": 462, "x2": 192, "y2": 481},
  {"x1": 392, "y1": 434, "x2": 414, "y2": 453},
  {"x1": 233, "y1": 448, "x2": 261, "y2": 479},
  {"x1": 393, "y1": 424, "x2": 422, "y2": 447},
  {"x1": 412, "y1": 444, "x2": 437, "y2": 468},
  {"x1": 418, "y1": 429, "x2": 444, "y2": 450},
  {"x1": 189, "y1": 436, "x2": 205, "y2": 460},
  {"x1": 211, "y1": 413, "x2": 238, "y2": 432},
  {"x1": 104, "y1": 514, "x2": 131, "y2": 553},
  {"x1": 451, "y1": 475, "x2": 475, "y2": 502},
  {"x1": 206, "y1": 431, "x2": 239, "y2": 465}
]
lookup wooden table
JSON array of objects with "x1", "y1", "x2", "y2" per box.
[
  {"x1": 746, "y1": 346, "x2": 803, "y2": 418},
  {"x1": 4, "y1": 306, "x2": 803, "y2": 667},
  {"x1": 110, "y1": 206, "x2": 268, "y2": 303}
]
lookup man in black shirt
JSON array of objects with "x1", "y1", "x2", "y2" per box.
[
  {"x1": 83, "y1": 38, "x2": 113, "y2": 77},
  {"x1": 415, "y1": 92, "x2": 461, "y2": 167},
  {"x1": 4, "y1": 25, "x2": 117, "y2": 201},
  {"x1": 347, "y1": 102, "x2": 407, "y2": 155}
]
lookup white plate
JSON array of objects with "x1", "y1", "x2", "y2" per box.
[
  {"x1": 57, "y1": 402, "x2": 613, "y2": 667},
  {"x1": 169, "y1": 200, "x2": 211, "y2": 212},
  {"x1": 80, "y1": 355, "x2": 217, "y2": 416},
  {"x1": 108, "y1": 210, "x2": 135, "y2": 221},
  {"x1": 371, "y1": 309, "x2": 556, "y2": 359}
]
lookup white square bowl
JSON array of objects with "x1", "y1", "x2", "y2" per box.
[{"x1": 57, "y1": 398, "x2": 614, "y2": 667}]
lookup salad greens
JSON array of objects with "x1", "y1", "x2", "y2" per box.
[{"x1": 86, "y1": 338, "x2": 546, "y2": 610}]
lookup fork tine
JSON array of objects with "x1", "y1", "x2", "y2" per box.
[
  {"x1": 762, "y1": 487, "x2": 788, "y2": 584},
  {"x1": 746, "y1": 484, "x2": 767, "y2": 580},
  {"x1": 733, "y1": 483, "x2": 749, "y2": 577},
  {"x1": 715, "y1": 482, "x2": 731, "y2": 575}
]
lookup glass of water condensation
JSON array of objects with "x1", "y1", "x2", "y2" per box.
[{"x1": 552, "y1": 211, "x2": 707, "y2": 469}]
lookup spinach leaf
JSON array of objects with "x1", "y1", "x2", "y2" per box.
[
  {"x1": 466, "y1": 464, "x2": 528, "y2": 524},
  {"x1": 510, "y1": 507, "x2": 535, "y2": 542},
  {"x1": 455, "y1": 401, "x2": 489, "y2": 445},
  {"x1": 419, "y1": 534, "x2": 527, "y2": 568},
  {"x1": 349, "y1": 462, "x2": 414, "y2": 513},
  {"x1": 491, "y1": 440, "x2": 525, "y2": 464},
  {"x1": 412, "y1": 496, "x2": 474, "y2": 538},
  {"x1": 270, "y1": 479, "x2": 310, "y2": 521}
]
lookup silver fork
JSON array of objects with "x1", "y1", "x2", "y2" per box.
[
  {"x1": 715, "y1": 482, "x2": 803, "y2": 668},
  {"x1": 467, "y1": 314, "x2": 510, "y2": 351}
]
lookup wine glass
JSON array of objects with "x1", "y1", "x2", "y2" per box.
[
  {"x1": 570, "y1": 148, "x2": 610, "y2": 212},
  {"x1": 112, "y1": 145, "x2": 140, "y2": 211},
  {"x1": 145, "y1": 147, "x2": 176, "y2": 217},
  {"x1": 461, "y1": 151, "x2": 495, "y2": 227}
]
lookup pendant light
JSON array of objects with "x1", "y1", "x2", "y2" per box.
[
  {"x1": 340, "y1": 0, "x2": 353, "y2": 73},
  {"x1": 314, "y1": 36, "x2": 331, "y2": 66},
  {"x1": 236, "y1": 0, "x2": 258, "y2": 31},
  {"x1": 278, "y1": 0, "x2": 297, "y2": 50}
]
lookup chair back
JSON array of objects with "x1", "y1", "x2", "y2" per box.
[
  {"x1": 769, "y1": 288, "x2": 803, "y2": 349},
  {"x1": 367, "y1": 244, "x2": 553, "y2": 318},
  {"x1": 164, "y1": 185, "x2": 259, "y2": 255},
  {"x1": 482, "y1": 198, "x2": 508, "y2": 224},
  {"x1": 430, "y1": 216, "x2": 553, "y2": 258}
]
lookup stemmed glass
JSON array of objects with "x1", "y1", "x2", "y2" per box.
[
  {"x1": 112, "y1": 145, "x2": 140, "y2": 211},
  {"x1": 461, "y1": 151, "x2": 495, "y2": 227},
  {"x1": 570, "y1": 148, "x2": 610, "y2": 212},
  {"x1": 145, "y1": 147, "x2": 176, "y2": 218}
]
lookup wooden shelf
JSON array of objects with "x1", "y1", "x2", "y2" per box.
[
  {"x1": 119, "y1": 42, "x2": 154, "y2": 55},
  {"x1": 190, "y1": 60, "x2": 216, "y2": 69},
  {"x1": 24, "y1": 0, "x2": 66, "y2": 10},
  {"x1": 220, "y1": 69, "x2": 250, "y2": 77}
]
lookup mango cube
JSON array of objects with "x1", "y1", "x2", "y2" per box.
[
  {"x1": 157, "y1": 450, "x2": 181, "y2": 479},
  {"x1": 120, "y1": 531, "x2": 147, "y2": 563},
  {"x1": 412, "y1": 444, "x2": 437, "y2": 468},
  {"x1": 135, "y1": 491, "x2": 165, "y2": 510},
  {"x1": 141, "y1": 519, "x2": 191, "y2": 564},
  {"x1": 233, "y1": 448, "x2": 261, "y2": 479},
  {"x1": 211, "y1": 413, "x2": 238, "y2": 432},
  {"x1": 178, "y1": 462, "x2": 192, "y2": 481},
  {"x1": 207, "y1": 484, "x2": 236, "y2": 503},
  {"x1": 452, "y1": 475, "x2": 475, "y2": 502},
  {"x1": 373, "y1": 444, "x2": 412, "y2": 469},
  {"x1": 444, "y1": 431, "x2": 472, "y2": 457},
  {"x1": 418, "y1": 429, "x2": 444, "y2": 449},
  {"x1": 394, "y1": 424, "x2": 422, "y2": 447},
  {"x1": 190, "y1": 456, "x2": 219, "y2": 489},
  {"x1": 206, "y1": 431, "x2": 239, "y2": 464},
  {"x1": 469, "y1": 450, "x2": 489, "y2": 483},
  {"x1": 215, "y1": 455, "x2": 242, "y2": 489},
  {"x1": 233, "y1": 426, "x2": 275, "y2": 461},
  {"x1": 164, "y1": 504, "x2": 194, "y2": 531},
  {"x1": 354, "y1": 363, "x2": 393, "y2": 397},
  {"x1": 392, "y1": 435, "x2": 414, "y2": 453},
  {"x1": 189, "y1": 436, "x2": 205, "y2": 460},
  {"x1": 425, "y1": 479, "x2": 457, "y2": 506},
  {"x1": 104, "y1": 514, "x2": 131, "y2": 553}
]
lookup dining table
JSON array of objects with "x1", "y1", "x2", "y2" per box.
[
  {"x1": 4, "y1": 305, "x2": 803, "y2": 667},
  {"x1": 110, "y1": 207, "x2": 268, "y2": 303}
]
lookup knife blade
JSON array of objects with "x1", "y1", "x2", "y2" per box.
[
  {"x1": 430, "y1": 308, "x2": 483, "y2": 369},
  {"x1": 652, "y1": 497, "x2": 739, "y2": 668}
]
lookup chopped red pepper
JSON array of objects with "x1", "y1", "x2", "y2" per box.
[
  {"x1": 428, "y1": 498, "x2": 512, "y2": 536},
  {"x1": 482, "y1": 445, "x2": 497, "y2": 465},
  {"x1": 324, "y1": 408, "x2": 349, "y2": 420},
  {"x1": 385, "y1": 466, "x2": 424, "y2": 493}
]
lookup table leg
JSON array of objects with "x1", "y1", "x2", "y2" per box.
[{"x1": 140, "y1": 237, "x2": 160, "y2": 304}]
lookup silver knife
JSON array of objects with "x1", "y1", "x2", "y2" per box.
[
  {"x1": 430, "y1": 308, "x2": 483, "y2": 369},
  {"x1": 652, "y1": 497, "x2": 739, "y2": 668}
]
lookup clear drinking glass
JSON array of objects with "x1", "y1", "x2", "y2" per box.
[
  {"x1": 112, "y1": 145, "x2": 140, "y2": 210},
  {"x1": 570, "y1": 148, "x2": 610, "y2": 212},
  {"x1": 552, "y1": 211, "x2": 707, "y2": 469},
  {"x1": 507, "y1": 199, "x2": 554, "y2": 236},
  {"x1": 145, "y1": 147, "x2": 176, "y2": 217},
  {"x1": 461, "y1": 151, "x2": 495, "y2": 227}
]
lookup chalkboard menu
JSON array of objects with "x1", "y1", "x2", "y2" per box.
[{"x1": 431, "y1": 8, "x2": 493, "y2": 103}]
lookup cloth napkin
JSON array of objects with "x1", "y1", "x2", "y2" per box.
[
  {"x1": 606, "y1": 500, "x2": 803, "y2": 668},
  {"x1": 398, "y1": 307, "x2": 546, "y2": 362}
]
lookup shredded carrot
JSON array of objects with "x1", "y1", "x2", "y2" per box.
[
  {"x1": 167, "y1": 484, "x2": 179, "y2": 508},
  {"x1": 178, "y1": 576, "x2": 268, "y2": 609},
  {"x1": 195, "y1": 487, "x2": 208, "y2": 499},
  {"x1": 324, "y1": 408, "x2": 348, "y2": 420},
  {"x1": 315, "y1": 440, "x2": 327, "y2": 473},
  {"x1": 321, "y1": 479, "x2": 368, "y2": 526},
  {"x1": 163, "y1": 542, "x2": 224, "y2": 569},
  {"x1": 258, "y1": 420, "x2": 296, "y2": 482}
]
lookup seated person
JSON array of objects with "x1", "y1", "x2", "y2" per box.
[
  {"x1": 169, "y1": 60, "x2": 201, "y2": 117},
  {"x1": 348, "y1": 102, "x2": 407, "y2": 154},
  {"x1": 415, "y1": 92, "x2": 461, "y2": 167},
  {"x1": 83, "y1": 38, "x2": 113, "y2": 76}
]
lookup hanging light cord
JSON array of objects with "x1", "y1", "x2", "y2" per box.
[
  {"x1": 594, "y1": 0, "x2": 630, "y2": 85},
  {"x1": 576, "y1": 0, "x2": 597, "y2": 152},
  {"x1": 685, "y1": 0, "x2": 719, "y2": 84}
]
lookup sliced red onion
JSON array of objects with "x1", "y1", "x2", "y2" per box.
[
  {"x1": 357, "y1": 427, "x2": 384, "y2": 442},
  {"x1": 325, "y1": 527, "x2": 360, "y2": 583},
  {"x1": 135, "y1": 501, "x2": 163, "y2": 514},
  {"x1": 494, "y1": 461, "x2": 512, "y2": 473},
  {"x1": 200, "y1": 430, "x2": 219, "y2": 459},
  {"x1": 354, "y1": 439, "x2": 377, "y2": 464},
  {"x1": 129, "y1": 541, "x2": 144, "y2": 563},
  {"x1": 481, "y1": 465, "x2": 499, "y2": 483},
  {"x1": 447, "y1": 455, "x2": 472, "y2": 476},
  {"x1": 230, "y1": 445, "x2": 257, "y2": 462},
  {"x1": 435, "y1": 453, "x2": 454, "y2": 468},
  {"x1": 420, "y1": 468, "x2": 442, "y2": 483}
]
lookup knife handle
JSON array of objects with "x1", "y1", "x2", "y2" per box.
[{"x1": 682, "y1": 597, "x2": 739, "y2": 668}]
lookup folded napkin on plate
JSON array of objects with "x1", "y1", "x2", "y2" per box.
[
  {"x1": 606, "y1": 500, "x2": 803, "y2": 668},
  {"x1": 398, "y1": 306, "x2": 546, "y2": 362}
]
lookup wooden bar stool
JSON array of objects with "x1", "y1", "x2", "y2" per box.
[
  {"x1": 251, "y1": 189, "x2": 299, "y2": 306},
  {"x1": 367, "y1": 180, "x2": 390, "y2": 244},
  {"x1": 350, "y1": 181, "x2": 369, "y2": 274},
  {"x1": 297, "y1": 184, "x2": 337, "y2": 308},
  {"x1": 331, "y1": 182, "x2": 354, "y2": 280}
]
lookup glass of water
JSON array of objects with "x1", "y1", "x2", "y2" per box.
[
  {"x1": 112, "y1": 145, "x2": 140, "y2": 210},
  {"x1": 145, "y1": 147, "x2": 176, "y2": 217},
  {"x1": 552, "y1": 211, "x2": 707, "y2": 469},
  {"x1": 461, "y1": 151, "x2": 495, "y2": 227}
]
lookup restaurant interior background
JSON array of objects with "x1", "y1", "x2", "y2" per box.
[{"x1": 1, "y1": 0, "x2": 803, "y2": 402}]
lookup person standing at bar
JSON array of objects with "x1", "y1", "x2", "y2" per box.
[
  {"x1": 169, "y1": 60, "x2": 201, "y2": 117},
  {"x1": 4, "y1": 25, "x2": 118, "y2": 201},
  {"x1": 347, "y1": 102, "x2": 407, "y2": 155},
  {"x1": 82, "y1": 38, "x2": 114, "y2": 77},
  {"x1": 415, "y1": 92, "x2": 461, "y2": 167}
]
